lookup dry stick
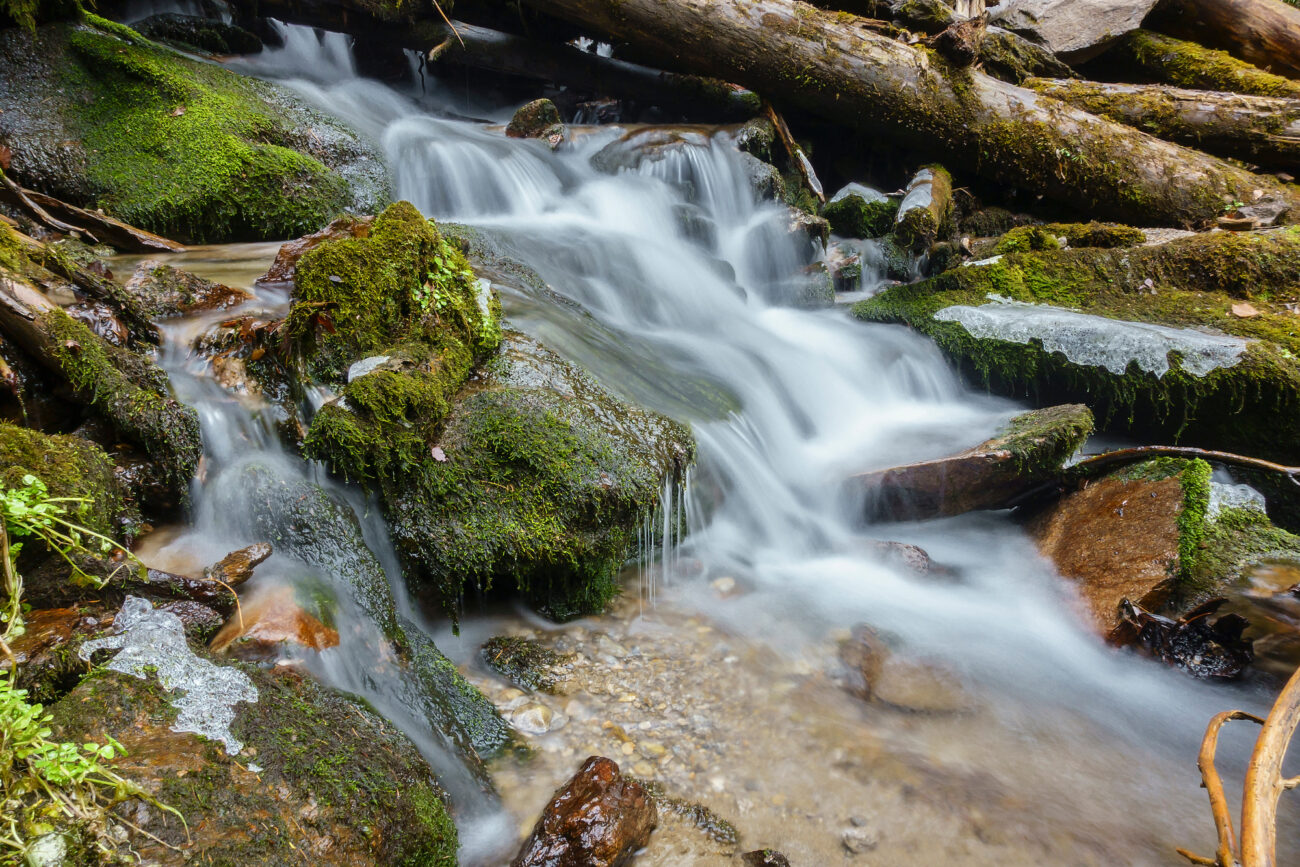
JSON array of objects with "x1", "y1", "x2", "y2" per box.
[
  {"x1": 1242, "y1": 663, "x2": 1300, "y2": 866},
  {"x1": 1072, "y1": 446, "x2": 1300, "y2": 486},
  {"x1": 429, "y1": 0, "x2": 463, "y2": 48},
  {"x1": 1179, "y1": 710, "x2": 1267, "y2": 866}
]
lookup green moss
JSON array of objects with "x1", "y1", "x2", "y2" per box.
[
  {"x1": 1111, "y1": 30, "x2": 1300, "y2": 98},
  {"x1": 822, "y1": 194, "x2": 899, "y2": 239},
  {"x1": 1191, "y1": 504, "x2": 1300, "y2": 591},
  {"x1": 994, "y1": 225, "x2": 1061, "y2": 255},
  {"x1": 997, "y1": 404, "x2": 1093, "y2": 474},
  {"x1": 54, "y1": 18, "x2": 364, "y2": 242},
  {"x1": 894, "y1": 164, "x2": 953, "y2": 248},
  {"x1": 853, "y1": 228, "x2": 1300, "y2": 460},
  {"x1": 635, "y1": 778, "x2": 739, "y2": 846},
  {"x1": 0, "y1": 422, "x2": 131, "y2": 539}
]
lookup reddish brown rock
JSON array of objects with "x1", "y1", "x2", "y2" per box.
[
  {"x1": 857, "y1": 404, "x2": 1093, "y2": 521},
  {"x1": 124, "y1": 260, "x2": 252, "y2": 317},
  {"x1": 513, "y1": 756, "x2": 658, "y2": 867},
  {"x1": 1025, "y1": 468, "x2": 1188, "y2": 635},
  {"x1": 205, "y1": 542, "x2": 272, "y2": 587},
  {"x1": 209, "y1": 584, "x2": 339, "y2": 661},
  {"x1": 0, "y1": 607, "x2": 100, "y2": 701},
  {"x1": 259, "y1": 214, "x2": 374, "y2": 284}
]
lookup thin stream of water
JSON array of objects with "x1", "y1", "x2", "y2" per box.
[{"x1": 128, "y1": 20, "x2": 1299, "y2": 864}]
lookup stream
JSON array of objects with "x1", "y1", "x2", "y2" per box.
[{"x1": 116, "y1": 19, "x2": 1297, "y2": 866}]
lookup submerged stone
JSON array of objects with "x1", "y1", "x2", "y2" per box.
[{"x1": 124, "y1": 260, "x2": 252, "y2": 318}]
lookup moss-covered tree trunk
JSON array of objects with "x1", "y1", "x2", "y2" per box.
[
  {"x1": 1147, "y1": 0, "x2": 1300, "y2": 80},
  {"x1": 515, "y1": 0, "x2": 1298, "y2": 227},
  {"x1": 1026, "y1": 78, "x2": 1300, "y2": 170}
]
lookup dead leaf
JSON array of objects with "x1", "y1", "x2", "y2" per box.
[
  {"x1": 0, "y1": 145, "x2": 11, "y2": 170},
  {"x1": 1231, "y1": 302, "x2": 1261, "y2": 318},
  {"x1": 170, "y1": 106, "x2": 186, "y2": 117},
  {"x1": 249, "y1": 346, "x2": 266, "y2": 361},
  {"x1": 430, "y1": 446, "x2": 447, "y2": 462}
]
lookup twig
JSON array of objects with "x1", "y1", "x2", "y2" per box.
[
  {"x1": 1073, "y1": 446, "x2": 1300, "y2": 486},
  {"x1": 210, "y1": 577, "x2": 244, "y2": 632},
  {"x1": 430, "y1": 1, "x2": 463, "y2": 48},
  {"x1": 1242, "y1": 663, "x2": 1300, "y2": 865}
]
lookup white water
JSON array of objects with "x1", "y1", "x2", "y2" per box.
[{"x1": 153, "y1": 22, "x2": 1298, "y2": 863}]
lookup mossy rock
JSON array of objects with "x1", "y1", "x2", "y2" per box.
[
  {"x1": 134, "y1": 12, "x2": 263, "y2": 55},
  {"x1": 506, "y1": 98, "x2": 563, "y2": 139},
  {"x1": 993, "y1": 222, "x2": 1145, "y2": 254},
  {"x1": 380, "y1": 331, "x2": 693, "y2": 623},
  {"x1": 48, "y1": 660, "x2": 458, "y2": 865},
  {"x1": 0, "y1": 17, "x2": 388, "y2": 243},
  {"x1": 853, "y1": 227, "x2": 1300, "y2": 461},
  {"x1": 482, "y1": 635, "x2": 569, "y2": 692},
  {"x1": 0, "y1": 421, "x2": 132, "y2": 539},
  {"x1": 822, "y1": 191, "x2": 899, "y2": 239}
]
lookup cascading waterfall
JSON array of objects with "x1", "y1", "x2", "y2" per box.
[{"x1": 145, "y1": 22, "x2": 1297, "y2": 862}]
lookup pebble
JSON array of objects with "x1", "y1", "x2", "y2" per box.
[
  {"x1": 621, "y1": 742, "x2": 636, "y2": 756},
  {"x1": 842, "y1": 826, "x2": 880, "y2": 855},
  {"x1": 640, "y1": 741, "x2": 667, "y2": 757},
  {"x1": 509, "y1": 703, "x2": 555, "y2": 735},
  {"x1": 632, "y1": 761, "x2": 655, "y2": 777},
  {"x1": 710, "y1": 576, "x2": 737, "y2": 597}
]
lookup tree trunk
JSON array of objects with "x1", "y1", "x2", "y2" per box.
[
  {"x1": 515, "y1": 0, "x2": 1298, "y2": 228},
  {"x1": 420, "y1": 20, "x2": 760, "y2": 120},
  {"x1": 1148, "y1": 0, "x2": 1300, "y2": 80},
  {"x1": 1027, "y1": 78, "x2": 1300, "y2": 170}
]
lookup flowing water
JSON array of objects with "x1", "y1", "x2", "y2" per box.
[{"x1": 118, "y1": 21, "x2": 1300, "y2": 864}]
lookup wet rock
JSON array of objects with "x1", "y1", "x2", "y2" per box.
[
  {"x1": 259, "y1": 214, "x2": 374, "y2": 284},
  {"x1": 0, "y1": 20, "x2": 387, "y2": 243},
  {"x1": 66, "y1": 300, "x2": 129, "y2": 346},
  {"x1": 739, "y1": 151, "x2": 785, "y2": 202},
  {"x1": 1114, "y1": 598, "x2": 1253, "y2": 679},
  {"x1": 205, "y1": 542, "x2": 272, "y2": 587},
  {"x1": 124, "y1": 260, "x2": 252, "y2": 317},
  {"x1": 870, "y1": 541, "x2": 933, "y2": 574},
  {"x1": 483, "y1": 635, "x2": 571, "y2": 692},
  {"x1": 857, "y1": 404, "x2": 1093, "y2": 521},
  {"x1": 893, "y1": 165, "x2": 953, "y2": 250},
  {"x1": 134, "y1": 13, "x2": 263, "y2": 55},
  {"x1": 50, "y1": 622, "x2": 459, "y2": 865},
  {"x1": 507, "y1": 98, "x2": 567, "y2": 146},
  {"x1": 743, "y1": 850, "x2": 792, "y2": 867},
  {"x1": 637, "y1": 778, "x2": 738, "y2": 845},
  {"x1": 590, "y1": 127, "x2": 712, "y2": 181},
  {"x1": 513, "y1": 756, "x2": 658, "y2": 867},
  {"x1": 158, "y1": 599, "x2": 223, "y2": 640},
  {"x1": 843, "y1": 824, "x2": 881, "y2": 854},
  {"x1": 209, "y1": 584, "x2": 340, "y2": 661},
  {"x1": 787, "y1": 206, "x2": 830, "y2": 250},
  {"x1": 0, "y1": 607, "x2": 98, "y2": 702},
  {"x1": 509, "y1": 702, "x2": 559, "y2": 735},
  {"x1": 990, "y1": 0, "x2": 1161, "y2": 62}
]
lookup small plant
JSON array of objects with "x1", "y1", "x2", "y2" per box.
[
  {"x1": 414, "y1": 241, "x2": 476, "y2": 314},
  {"x1": 0, "y1": 473, "x2": 177, "y2": 864}
]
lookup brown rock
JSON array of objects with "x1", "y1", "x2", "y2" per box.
[
  {"x1": 124, "y1": 260, "x2": 251, "y2": 318},
  {"x1": 259, "y1": 214, "x2": 374, "y2": 284},
  {"x1": 513, "y1": 756, "x2": 658, "y2": 867},
  {"x1": 1026, "y1": 472, "x2": 1184, "y2": 635},
  {"x1": 1, "y1": 607, "x2": 95, "y2": 700},
  {"x1": 205, "y1": 542, "x2": 272, "y2": 587},
  {"x1": 209, "y1": 584, "x2": 339, "y2": 661},
  {"x1": 857, "y1": 404, "x2": 1093, "y2": 521},
  {"x1": 839, "y1": 625, "x2": 972, "y2": 714},
  {"x1": 743, "y1": 850, "x2": 792, "y2": 867},
  {"x1": 506, "y1": 98, "x2": 564, "y2": 140}
]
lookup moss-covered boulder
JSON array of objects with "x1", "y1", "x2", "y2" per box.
[
  {"x1": 822, "y1": 185, "x2": 899, "y2": 239},
  {"x1": 993, "y1": 222, "x2": 1146, "y2": 254},
  {"x1": 0, "y1": 16, "x2": 388, "y2": 243},
  {"x1": 0, "y1": 421, "x2": 132, "y2": 539},
  {"x1": 134, "y1": 12, "x2": 263, "y2": 55},
  {"x1": 50, "y1": 635, "x2": 458, "y2": 865},
  {"x1": 853, "y1": 227, "x2": 1300, "y2": 462},
  {"x1": 506, "y1": 97, "x2": 565, "y2": 143}
]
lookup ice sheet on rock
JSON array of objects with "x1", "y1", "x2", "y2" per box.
[
  {"x1": 80, "y1": 596, "x2": 258, "y2": 755},
  {"x1": 1208, "y1": 481, "x2": 1268, "y2": 520},
  {"x1": 933, "y1": 299, "x2": 1250, "y2": 377},
  {"x1": 895, "y1": 169, "x2": 935, "y2": 224},
  {"x1": 347, "y1": 355, "x2": 391, "y2": 382},
  {"x1": 830, "y1": 182, "x2": 888, "y2": 205}
]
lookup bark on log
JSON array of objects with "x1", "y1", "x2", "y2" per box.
[
  {"x1": 1027, "y1": 78, "x2": 1300, "y2": 170},
  {"x1": 0, "y1": 182, "x2": 185, "y2": 255},
  {"x1": 1098, "y1": 30, "x2": 1300, "y2": 100},
  {"x1": 514, "y1": 0, "x2": 1299, "y2": 228},
  {"x1": 420, "y1": 20, "x2": 760, "y2": 120},
  {"x1": 1148, "y1": 0, "x2": 1300, "y2": 81}
]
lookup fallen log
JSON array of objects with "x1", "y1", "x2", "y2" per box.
[
  {"x1": 1096, "y1": 30, "x2": 1300, "y2": 100},
  {"x1": 420, "y1": 19, "x2": 760, "y2": 120},
  {"x1": 1148, "y1": 0, "x2": 1300, "y2": 81},
  {"x1": 1026, "y1": 78, "x2": 1300, "y2": 170},
  {"x1": 514, "y1": 0, "x2": 1299, "y2": 228},
  {"x1": 0, "y1": 180, "x2": 185, "y2": 255}
]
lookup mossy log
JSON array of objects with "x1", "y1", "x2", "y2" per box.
[
  {"x1": 1147, "y1": 0, "x2": 1300, "y2": 80},
  {"x1": 0, "y1": 272, "x2": 201, "y2": 494},
  {"x1": 1026, "y1": 78, "x2": 1300, "y2": 170},
  {"x1": 513, "y1": 0, "x2": 1298, "y2": 227},
  {"x1": 1100, "y1": 30, "x2": 1300, "y2": 99}
]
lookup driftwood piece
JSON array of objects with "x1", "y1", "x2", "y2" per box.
[
  {"x1": 0, "y1": 173, "x2": 184, "y2": 254},
  {"x1": 1179, "y1": 662, "x2": 1300, "y2": 866},
  {"x1": 762, "y1": 102, "x2": 824, "y2": 203},
  {"x1": 512, "y1": 0, "x2": 1298, "y2": 228},
  {"x1": 1149, "y1": 0, "x2": 1300, "y2": 81},
  {"x1": 1027, "y1": 78, "x2": 1300, "y2": 170}
]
